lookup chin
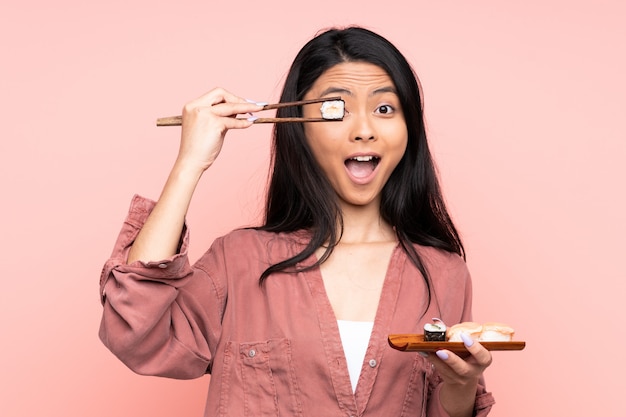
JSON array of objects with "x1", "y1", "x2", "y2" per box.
[{"x1": 340, "y1": 194, "x2": 380, "y2": 209}]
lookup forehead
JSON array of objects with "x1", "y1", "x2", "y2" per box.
[{"x1": 308, "y1": 62, "x2": 396, "y2": 96}]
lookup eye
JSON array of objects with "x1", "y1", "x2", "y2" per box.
[{"x1": 375, "y1": 104, "x2": 394, "y2": 115}]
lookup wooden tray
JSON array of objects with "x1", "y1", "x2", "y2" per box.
[{"x1": 388, "y1": 334, "x2": 526, "y2": 353}]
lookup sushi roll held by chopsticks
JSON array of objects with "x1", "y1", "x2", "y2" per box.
[{"x1": 156, "y1": 97, "x2": 345, "y2": 126}]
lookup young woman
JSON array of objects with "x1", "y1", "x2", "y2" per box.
[{"x1": 99, "y1": 26, "x2": 495, "y2": 416}]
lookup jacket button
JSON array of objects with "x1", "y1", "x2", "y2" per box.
[
  {"x1": 369, "y1": 359, "x2": 377, "y2": 367},
  {"x1": 248, "y1": 349, "x2": 256, "y2": 358}
]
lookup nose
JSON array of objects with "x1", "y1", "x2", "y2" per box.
[
  {"x1": 351, "y1": 113, "x2": 376, "y2": 142},
  {"x1": 355, "y1": 134, "x2": 375, "y2": 141}
]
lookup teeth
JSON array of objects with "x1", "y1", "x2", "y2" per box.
[{"x1": 352, "y1": 156, "x2": 374, "y2": 162}]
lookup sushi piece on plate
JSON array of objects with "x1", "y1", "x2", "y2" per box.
[
  {"x1": 478, "y1": 322, "x2": 515, "y2": 342},
  {"x1": 423, "y1": 318, "x2": 447, "y2": 341},
  {"x1": 447, "y1": 322, "x2": 483, "y2": 342}
]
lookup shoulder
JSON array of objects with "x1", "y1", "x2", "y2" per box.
[
  {"x1": 415, "y1": 244, "x2": 467, "y2": 271},
  {"x1": 409, "y1": 245, "x2": 475, "y2": 319},
  {"x1": 411, "y1": 244, "x2": 471, "y2": 285},
  {"x1": 194, "y1": 228, "x2": 311, "y2": 285},
  {"x1": 215, "y1": 228, "x2": 309, "y2": 247},
  {"x1": 206, "y1": 228, "x2": 311, "y2": 263}
]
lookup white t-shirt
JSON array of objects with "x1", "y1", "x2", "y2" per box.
[{"x1": 336, "y1": 320, "x2": 374, "y2": 393}]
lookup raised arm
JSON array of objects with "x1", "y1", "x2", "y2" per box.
[
  {"x1": 99, "y1": 89, "x2": 263, "y2": 378},
  {"x1": 128, "y1": 88, "x2": 263, "y2": 264}
]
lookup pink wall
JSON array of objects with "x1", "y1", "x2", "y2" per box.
[{"x1": 1, "y1": 1, "x2": 624, "y2": 416}]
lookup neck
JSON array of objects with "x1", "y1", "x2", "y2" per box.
[{"x1": 337, "y1": 200, "x2": 396, "y2": 244}]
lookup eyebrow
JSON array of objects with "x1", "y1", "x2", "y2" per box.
[
  {"x1": 371, "y1": 86, "x2": 398, "y2": 96},
  {"x1": 319, "y1": 86, "x2": 398, "y2": 97}
]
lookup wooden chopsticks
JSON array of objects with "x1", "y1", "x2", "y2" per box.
[{"x1": 156, "y1": 96, "x2": 344, "y2": 126}]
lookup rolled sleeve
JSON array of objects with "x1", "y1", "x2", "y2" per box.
[
  {"x1": 99, "y1": 194, "x2": 191, "y2": 302},
  {"x1": 98, "y1": 195, "x2": 217, "y2": 379},
  {"x1": 427, "y1": 382, "x2": 495, "y2": 416}
]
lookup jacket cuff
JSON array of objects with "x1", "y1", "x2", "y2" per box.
[
  {"x1": 428, "y1": 383, "x2": 496, "y2": 417},
  {"x1": 99, "y1": 194, "x2": 192, "y2": 301}
]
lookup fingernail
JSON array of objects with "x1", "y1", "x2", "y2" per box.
[
  {"x1": 247, "y1": 116, "x2": 258, "y2": 122},
  {"x1": 418, "y1": 352, "x2": 429, "y2": 358},
  {"x1": 245, "y1": 99, "x2": 268, "y2": 106},
  {"x1": 460, "y1": 332, "x2": 474, "y2": 347},
  {"x1": 436, "y1": 350, "x2": 449, "y2": 360}
]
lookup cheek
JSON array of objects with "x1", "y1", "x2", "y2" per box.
[
  {"x1": 304, "y1": 132, "x2": 344, "y2": 178},
  {"x1": 385, "y1": 124, "x2": 408, "y2": 152},
  {"x1": 387, "y1": 133, "x2": 409, "y2": 168},
  {"x1": 304, "y1": 123, "x2": 344, "y2": 151},
  {"x1": 302, "y1": 103, "x2": 319, "y2": 119},
  {"x1": 304, "y1": 128, "x2": 329, "y2": 164}
]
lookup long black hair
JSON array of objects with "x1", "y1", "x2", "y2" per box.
[{"x1": 256, "y1": 26, "x2": 464, "y2": 302}]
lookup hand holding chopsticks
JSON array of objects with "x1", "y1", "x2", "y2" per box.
[{"x1": 156, "y1": 96, "x2": 345, "y2": 126}]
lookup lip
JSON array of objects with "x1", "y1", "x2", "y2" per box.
[{"x1": 344, "y1": 152, "x2": 381, "y2": 185}]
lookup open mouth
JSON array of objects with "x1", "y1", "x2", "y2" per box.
[{"x1": 344, "y1": 155, "x2": 381, "y2": 178}]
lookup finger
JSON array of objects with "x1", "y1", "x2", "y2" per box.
[
  {"x1": 210, "y1": 101, "x2": 265, "y2": 118},
  {"x1": 427, "y1": 346, "x2": 491, "y2": 383},
  {"x1": 191, "y1": 87, "x2": 249, "y2": 106},
  {"x1": 459, "y1": 332, "x2": 492, "y2": 367},
  {"x1": 420, "y1": 351, "x2": 464, "y2": 383},
  {"x1": 181, "y1": 101, "x2": 262, "y2": 129},
  {"x1": 434, "y1": 344, "x2": 489, "y2": 373},
  {"x1": 184, "y1": 88, "x2": 264, "y2": 119},
  {"x1": 420, "y1": 335, "x2": 492, "y2": 380},
  {"x1": 219, "y1": 115, "x2": 257, "y2": 130}
]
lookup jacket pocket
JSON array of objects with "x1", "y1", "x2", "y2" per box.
[{"x1": 238, "y1": 338, "x2": 303, "y2": 417}]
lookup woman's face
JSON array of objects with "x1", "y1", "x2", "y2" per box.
[{"x1": 303, "y1": 62, "x2": 408, "y2": 210}]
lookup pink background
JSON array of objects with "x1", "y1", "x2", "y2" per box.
[{"x1": 1, "y1": 1, "x2": 624, "y2": 416}]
